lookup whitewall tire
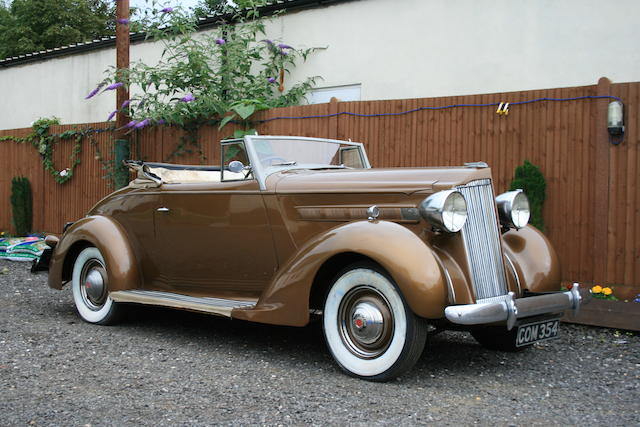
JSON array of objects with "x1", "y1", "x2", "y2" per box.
[
  {"x1": 72, "y1": 247, "x2": 122, "y2": 325},
  {"x1": 323, "y1": 263, "x2": 427, "y2": 381}
]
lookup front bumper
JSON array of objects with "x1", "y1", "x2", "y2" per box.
[{"x1": 444, "y1": 285, "x2": 582, "y2": 330}]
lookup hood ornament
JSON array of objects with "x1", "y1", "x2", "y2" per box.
[{"x1": 367, "y1": 205, "x2": 380, "y2": 221}]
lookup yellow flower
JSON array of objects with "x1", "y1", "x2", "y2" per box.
[
  {"x1": 592, "y1": 285, "x2": 603, "y2": 294},
  {"x1": 602, "y1": 287, "x2": 613, "y2": 296}
]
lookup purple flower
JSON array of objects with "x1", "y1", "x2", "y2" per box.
[
  {"x1": 157, "y1": 119, "x2": 166, "y2": 125},
  {"x1": 84, "y1": 84, "x2": 104, "y2": 99},
  {"x1": 280, "y1": 50, "x2": 289, "y2": 56},
  {"x1": 106, "y1": 110, "x2": 118, "y2": 121},
  {"x1": 262, "y1": 39, "x2": 274, "y2": 45},
  {"x1": 215, "y1": 38, "x2": 226, "y2": 45},
  {"x1": 180, "y1": 93, "x2": 195, "y2": 102},
  {"x1": 125, "y1": 120, "x2": 138, "y2": 128},
  {"x1": 134, "y1": 119, "x2": 150, "y2": 129},
  {"x1": 268, "y1": 77, "x2": 276, "y2": 84},
  {"x1": 103, "y1": 82, "x2": 124, "y2": 92},
  {"x1": 120, "y1": 99, "x2": 130, "y2": 109},
  {"x1": 116, "y1": 18, "x2": 129, "y2": 24},
  {"x1": 161, "y1": 7, "x2": 173, "y2": 13},
  {"x1": 278, "y1": 43, "x2": 293, "y2": 49}
]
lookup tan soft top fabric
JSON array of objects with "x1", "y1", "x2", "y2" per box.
[{"x1": 127, "y1": 162, "x2": 247, "y2": 188}]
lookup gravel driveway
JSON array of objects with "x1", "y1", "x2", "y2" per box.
[{"x1": 0, "y1": 259, "x2": 638, "y2": 426}]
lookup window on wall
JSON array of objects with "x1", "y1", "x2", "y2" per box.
[{"x1": 308, "y1": 84, "x2": 361, "y2": 104}]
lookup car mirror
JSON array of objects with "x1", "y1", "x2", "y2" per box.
[{"x1": 228, "y1": 160, "x2": 246, "y2": 173}]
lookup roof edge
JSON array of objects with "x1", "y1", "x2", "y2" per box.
[{"x1": 0, "y1": 0, "x2": 353, "y2": 68}]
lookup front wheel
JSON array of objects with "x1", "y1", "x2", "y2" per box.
[
  {"x1": 323, "y1": 263, "x2": 427, "y2": 381},
  {"x1": 72, "y1": 247, "x2": 123, "y2": 325}
]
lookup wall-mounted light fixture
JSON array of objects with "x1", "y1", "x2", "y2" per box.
[{"x1": 607, "y1": 101, "x2": 624, "y2": 136}]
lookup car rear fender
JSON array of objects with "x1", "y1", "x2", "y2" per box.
[
  {"x1": 48, "y1": 215, "x2": 140, "y2": 291},
  {"x1": 232, "y1": 220, "x2": 447, "y2": 326}
]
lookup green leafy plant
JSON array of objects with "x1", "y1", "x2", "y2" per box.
[
  {"x1": 10, "y1": 176, "x2": 32, "y2": 236},
  {"x1": 509, "y1": 160, "x2": 546, "y2": 231},
  {"x1": 0, "y1": 0, "x2": 114, "y2": 60},
  {"x1": 590, "y1": 285, "x2": 618, "y2": 301},
  {"x1": 87, "y1": 1, "x2": 320, "y2": 137}
]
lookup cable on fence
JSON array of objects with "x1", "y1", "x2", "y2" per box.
[{"x1": 257, "y1": 95, "x2": 623, "y2": 123}]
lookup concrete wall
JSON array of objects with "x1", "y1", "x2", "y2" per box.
[{"x1": 1, "y1": 0, "x2": 639, "y2": 130}]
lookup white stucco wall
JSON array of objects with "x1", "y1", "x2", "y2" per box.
[
  {"x1": 1, "y1": 0, "x2": 639, "y2": 130},
  {"x1": 269, "y1": 0, "x2": 640, "y2": 100},
  {"x1": 0, "y1": 41, "x2": 166, "y2": 130}
]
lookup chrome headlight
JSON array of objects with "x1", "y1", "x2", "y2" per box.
[
  {"x1": 419, "y1": 190, "x2": 468, "y2": 232},
  {"x1": 496, "y1": 190, "x2": 530, "y2": 229}
]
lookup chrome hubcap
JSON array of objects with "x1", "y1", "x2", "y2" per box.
[
  {"x1": 338, "y1": 286, "x2": 394, "y2": 359},
  {"x1": 351, "y1": 301, "x2": 385, "y2": 344},
  {"x1": 80, "y1": 260, "x2": 108, "y2": 310}
]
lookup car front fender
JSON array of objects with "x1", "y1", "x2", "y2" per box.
[
  {"x1": 502, "y1": 225, "x2": 561, "y2": 294},
  {"x1": 48, "y1": 215, "x2": 140, "y2": 292},
  {"x1": 233, "y1": 220, "x2": 447, "y2": 326}
]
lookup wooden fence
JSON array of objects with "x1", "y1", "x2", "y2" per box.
[{"x1": 1, "y1": 78, "x2": 638, "y2": 293}]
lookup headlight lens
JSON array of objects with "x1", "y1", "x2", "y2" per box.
[
  {"x1": 496, "y1": 190, "x2": 530, "y2": 229},
  {"x1": 419, "y1": 190, "x2": 468, "y2": 232}
]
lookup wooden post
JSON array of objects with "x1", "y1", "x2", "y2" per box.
[
  {"x1": 115, "y1": 0, "x2": 130, "y2": 132},
  {"x1": 328, "y1": 97, "x2": 339, "y2": 139},
  {"x1": 592, "y1": 77, "x2": 611, "y2": 284},
  {"x1": 115, "y1": 0, "x2": 131, "y2": 188}
]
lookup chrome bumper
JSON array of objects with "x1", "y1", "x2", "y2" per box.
[{"x1": 444, "y1": 284, "x2": 583, "y2": 330}]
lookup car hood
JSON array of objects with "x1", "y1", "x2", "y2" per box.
[{"x1": 269, "y1": 167, "x2": 493, "y2": 194}]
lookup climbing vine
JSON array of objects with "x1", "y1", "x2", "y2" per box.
[{"x1": 0, "y1": 117, "x2": 113, "y2": 185}]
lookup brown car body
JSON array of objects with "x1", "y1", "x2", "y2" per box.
[
  {"x1": 48, "y1": 138, "x2": 560, "y2": 326},
  {"x1": 43, "y1": 135, "x2": 581, "y2": 380}
]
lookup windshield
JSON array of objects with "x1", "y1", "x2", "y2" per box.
[{"x1": 250, "y1": 138, "x2": 367, "y2": 170}]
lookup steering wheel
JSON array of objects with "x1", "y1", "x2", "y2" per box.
[{"x1": 260, "y1": 155, "x2": 289, "y2": 166}]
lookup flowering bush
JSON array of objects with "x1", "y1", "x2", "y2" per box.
[{"x1": 87, "y1": 1, "x2": 319, "y2": 135}]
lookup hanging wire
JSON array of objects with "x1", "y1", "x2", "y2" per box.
[{"x1": 258, "y1": 95, "x2": 623, "y2": 123}]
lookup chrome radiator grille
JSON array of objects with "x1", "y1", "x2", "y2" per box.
[{"x1": 456, "y1": 179, "x2": 508, "y2": 300}]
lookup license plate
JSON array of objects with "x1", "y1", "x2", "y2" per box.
[{"x1": 515, "y1": 319, "x2": 560, "y2": 347}]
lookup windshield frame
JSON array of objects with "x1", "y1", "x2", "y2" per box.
[{"x1": 221, "y1": 135, "x2": 371, "y2": 190}]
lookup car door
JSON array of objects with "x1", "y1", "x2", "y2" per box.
[{"x1": 151, "y1": 179, "x2": 278, "y2": 299}]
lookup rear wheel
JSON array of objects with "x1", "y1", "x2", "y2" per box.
[
  {"x1": 323, "y1": 263, "x2": 427, "y2": 381},
  {"x1": 72, "y1": 247, "x2": 123, "y2": 325}
]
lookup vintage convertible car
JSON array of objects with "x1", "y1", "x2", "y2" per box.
[{"x1": 40, "y1": 135, "x2": 582, "y2": 381}]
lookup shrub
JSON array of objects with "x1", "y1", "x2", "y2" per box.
[
  {"x1": 87, "y1": 1, "x2": 319, "y2": 134},
  {"x1": 10, "y1": 176, "x2": 32, "y2": 236},
  {"x1": 509, "y1": 160, "x2": 546, "y2": 231}
]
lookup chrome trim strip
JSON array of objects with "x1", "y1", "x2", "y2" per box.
[
  {"x1": 432, "y1": 252, "x2": 456, "y2": 305},
  {"x1": 503, "y1": 253, "x2": 522, "y2": 296},
  {"x1": 457, "y1": 179, "x2": 508, "y2": 300},
  {"x1": 110, "y1": 290, "x2": 256, "y2": 317},
  {"x1": 444, "y1": 287, "x2": 583, "y2": 330}
]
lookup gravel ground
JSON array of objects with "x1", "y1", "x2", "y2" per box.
[{"x1": 0, "y1": 259, "x2": 638, "y2": 426}]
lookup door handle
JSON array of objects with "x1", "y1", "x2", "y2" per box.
[{"x1": 157, "y1": 207, "x2": 170, "y2": 212}]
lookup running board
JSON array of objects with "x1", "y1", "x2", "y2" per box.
[{"x1": 109, "y1": 290, "x2": 257, "y2": 317}]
